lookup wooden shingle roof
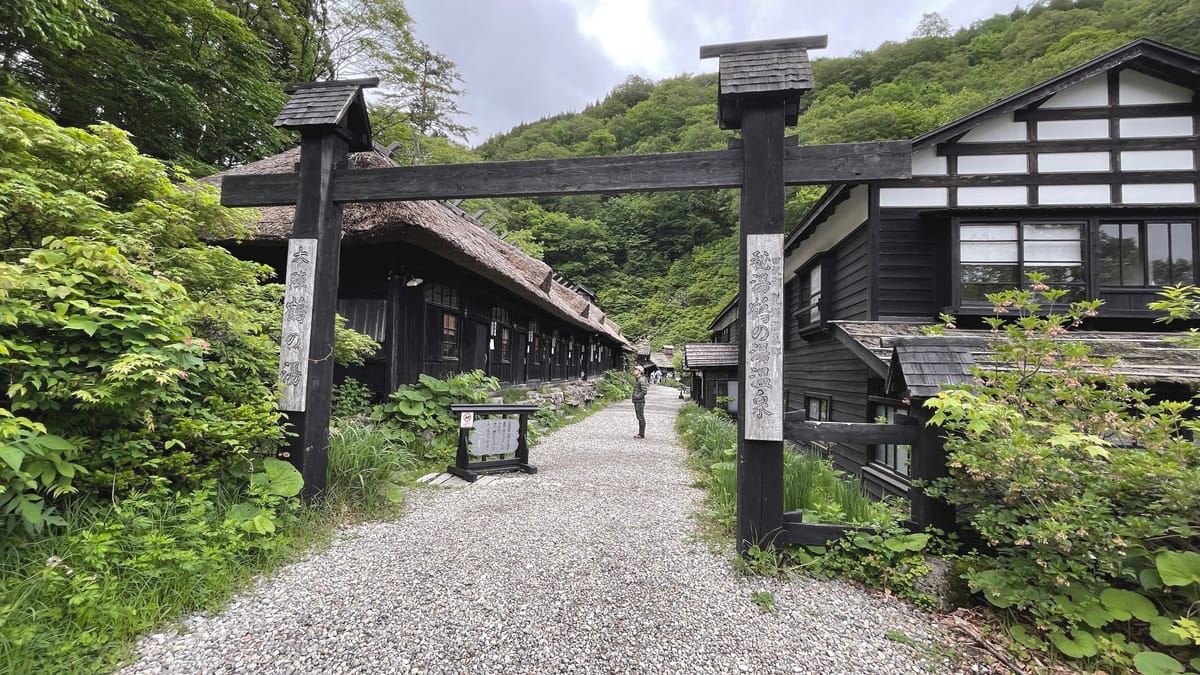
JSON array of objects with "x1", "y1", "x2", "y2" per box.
[
  {"x1": 699, "y1": 35, "x2": 826, "y2": 130},
  {"x1": 833, "y1": 321, "x2": 1200, "y2": 394},
  {"x1": 682, "y1": 343, "x2": 740, "y2": 369},
  {"x1": 886, "y1": 338, "x2": 976, "y2": 398},
  {"x1": 273, "y1": 79, "x2": 378, "y2": 151}
]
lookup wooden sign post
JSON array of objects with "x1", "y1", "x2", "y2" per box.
[{"x1": 222, "y1": 40, "x2": 910, "y2": 546}]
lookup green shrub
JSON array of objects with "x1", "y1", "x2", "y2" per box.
[
  {"x1": 370, "y1": 370, "x2": 499, "y2": 464},
  {"x1": 596, "y1": 369, "x2": 634, "y2": 400},
  {"x1": 925, "y1": 277, "x2": 1200, "y2": 669},
  {"x1": 331, "y1": 378, "x2": 375, "y2": 419},
  {"x1": 0, "y1": 461, "x2": 304, "y2": 674}
]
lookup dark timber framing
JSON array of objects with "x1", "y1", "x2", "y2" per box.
[{"x1": 224, "y1": 37, "x2": 912, "y2": 551}]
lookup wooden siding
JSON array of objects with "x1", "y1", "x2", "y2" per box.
[
  {"x1": 876, "y1": 214, "x2": 945, "y2": 319},
  {"x1": 227, "y1": 240, "x2": 623, "y2": 398},
  {"x1": 830, "y1": 225, "x2": 871, "y2": 320},
  {"x1": 781, "y1": 333, "x2": 871, "y2": 477}
]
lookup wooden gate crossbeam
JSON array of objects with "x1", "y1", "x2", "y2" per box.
[
  {"x1": 219, "y1": 142, "x2": 910, "y2": 207},
  {"x1": 225, "y1": 35, "x2": 915, "y2": 553}
]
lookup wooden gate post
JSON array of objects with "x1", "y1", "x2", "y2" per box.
[
  {"x1": 264, "y1": 79, "x2": 376, "y2": 500},
  {"x1": 702, "y1": 37, "x2": 825, "y2": 552},
  {"x1": 735, "y1": 100, "x2": 787, "y2": 552}
]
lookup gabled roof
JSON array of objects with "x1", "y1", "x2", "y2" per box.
[
  {"x1": 700, "y1": 35, "x2": 825, "y2": 130},
  {"x1": 786, "y1": 39, "x2": 1200, "y2": 250},
  {"x1": 682, "y1": 342, "x2": 740, "y2": 369},
  {"x1": 202, "y1": 147, "x2": 627, "y2": 347},
  {"x1": 275, "y1": 79, "x2": 378, "y2": 152},
  {"x1": 832, "y1": 321, "x2": 1200, "y2": 393},
  {"x1": 913, "y1": 38, "x2": 1200, "y2": 149},
  {"x1": 886, "y1": 338, "x2": 976, "y2": 398}
]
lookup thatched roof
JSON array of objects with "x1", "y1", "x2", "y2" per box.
[
  {"x1": 202, "y1": 147, "x2": 627, "y2": 346},
  {"x1": 833, "y1": 321, "x2": 1200, "y2": 391}
]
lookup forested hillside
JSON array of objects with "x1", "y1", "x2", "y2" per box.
[{"x1": 463, "y1": 0, "x2": 1200, "y2": 348}]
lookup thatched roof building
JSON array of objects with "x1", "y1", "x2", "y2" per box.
[{"x1": 203, "y1": 147, "x2": 627, "y2": 347}]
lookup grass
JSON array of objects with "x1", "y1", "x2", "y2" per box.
[
  {"x1": 0, "y1": 372, "x2": 637, "y2": 674},
  {"x1": 0, "y1": 417, "x2": 420, "y2": 675},
  {"x1": 751, "y1": 590, "x2": 778, "y2": 614}
]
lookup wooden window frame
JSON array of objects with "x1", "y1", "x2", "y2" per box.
[
  {"x1": 1098, "y1": 218, "x2": 1198, "y2": 288},
  {"x1": 438, "y1": 309, "x2": 459, "y2": 361},
  {"x1": 954, "y1": 218, "x2": 1086, "y2": 306},
  {"x1": 795, "y1": 255, "x2": 833, "y2": 336},
  {"x1": 866, "y1": 395, "x2": 910, "y2": 477}
]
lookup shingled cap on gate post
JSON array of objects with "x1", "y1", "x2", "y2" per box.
[
  {"x1": 273, "y1": 77, "x2": 379, "y2": 151},
  {"x1": 699, "y1": 35, "x2": 826, "y2": 130}
]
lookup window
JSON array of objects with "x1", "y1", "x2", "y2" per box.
[
  {"x1": 1099, "y1": 221, "x2": 1195, "y2": 287},
  {"x1": 424, "y1": 283, "x2": 459, "y2": 309},
  {"x1": 425, "y1": 283, "x2": 459, "y2": 361},
  {"x1": 795, "y1": 259, "x2": 829, "y2": 332},
  {"x1": 716, "y1": 380, "x2": 739, "y2": 413},
  {"x1": 870, "y1": 401, "x2": 910, "y2": 476},
  {"x1": 491, "y1": 307, "x2": 512, "y2": 363},
  {"x1": 805, "y1": 395, "x2": 830, "y2": 422},
  {"x1": 440, "y1": 312, "x2": 459, "y2": 360},
  {"x1": 529, "y1": 321, "x2": 542, "y2": 366},
  {"x1": 959, "y1": 221, "x2": 1083, "y2": 302}
]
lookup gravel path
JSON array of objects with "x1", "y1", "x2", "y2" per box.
[{"x1": 120, "y1": 385, "x2": 963, "y2": 674}]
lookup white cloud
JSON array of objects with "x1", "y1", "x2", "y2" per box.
[{"x1": 563, "y1": 0, "x2": 674, "y2": 76}]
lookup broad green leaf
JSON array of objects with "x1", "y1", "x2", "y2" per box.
[
  {"x1": 1100, "y1": 588, "x2": 1158, "y2": 622},
  {"x1": 1150, "y1": 616, "x2": 1192, "y2": 647},
  {"x1": 385, "y1": 484, "x2": 405, "y2": 504},
  {"x1": 34, "y1": 434, "x2": 75, "y2": 452},
  {"x1": 1156, "y1": 550, "x2": 1200, "y2": 587},
  {"x1": 64, "y1": 317, "x2": 100, "y2": 336},
  {"x1": 250, "y1": 457, "x2": 303, "y2": 497},
  {"x1": 0, "y1": 445, "x2": 25, "y2": 472},
  {"x1": 1049, "y1": 629, "x2": 1098, "y2": 658},
  {"x1": 1132, "y1": 651, "x2": 1185, "y2": 675},
  {"x1": 883, "y1": 533, "x2": 929, "y2": 552}
]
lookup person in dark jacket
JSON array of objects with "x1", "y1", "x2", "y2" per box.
[{"x1": 632, "y1": 365, "x2": 647, "y2": 438}]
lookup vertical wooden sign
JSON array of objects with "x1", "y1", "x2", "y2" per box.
[
  {"x1": 744, "y1": 233, "x2": 784, "y2": 441},
  {"x1": 279, "y1": 238, "x2": 318, "y2": 411}
]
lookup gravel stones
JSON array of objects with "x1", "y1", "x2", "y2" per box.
[{"x1": 120, "y1": 386, "x2": 962, "y2": 674}]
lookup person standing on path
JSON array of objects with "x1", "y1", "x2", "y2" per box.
[{"x1": 632, "y1": 365, "x2": 647, "y2": 438}]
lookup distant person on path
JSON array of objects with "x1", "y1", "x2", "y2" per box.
[{"x1": 632, "y1": 365, "x2": 647, "y2": 438}]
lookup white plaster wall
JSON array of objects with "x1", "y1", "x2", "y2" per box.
[
  {"x1": 1120, "y1": 150, "x2": 1194, "y2": 171},
  {"x1": 784, "y1": 185, "x2": 869, "y2": 277},
  {"x1": 911, "y1": 147, "x2": 947, "y2": 176},
  {"x1": 1120, "y1": 69, "x2": 1194, "y2": 105},
  {"x1": 1120, "y1": 116, "x2": 1193, "y2": 138},
  {"x1": 959, "y1": 117, "x2": 1027, "y2": 142},
  {"x1": 1039, "y1": 184, "x2": 1111, "y2": 205},
  {"x1": 1040, "y1": 76, "x2": 1108, "y2": 108},
  {"x1": 1037, "y1": 152, "x2": 1110, "y2": 173},
  {"x1": 958, "y1": 186, "x2": 1028, "y2": 206},
  {"x1": 1121, "y1": 183, "x2": 1196, "y2": 204},
  {"x1": 878, "y1": 186, "x2": 949, "y2": 208},
  {"x1": 958, "y1": 154, "x2": 1026, "y2": 174},
  {"x1": 1037, "y1": 119, "x2": 1109, "y2": 140}
]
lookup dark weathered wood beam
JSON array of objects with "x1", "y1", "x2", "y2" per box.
[
  {"x1": 779, "y1": 512, "x2": 874, "y2": 546},
  {"x1": 219, "y1": 142, "x2": 912, "y2": 207},
  {"x1": 699, "y1": 35, "x2": 828, "y2": 58},
  {"x1": 785, "y1": 420, "x2": 920, "y2": 446}
]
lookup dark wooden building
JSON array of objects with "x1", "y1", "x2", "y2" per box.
[
  {"x1": 721, "y1": 39, "x2": 1200, "y2": 506},
  {"x1": 206, "y1": 148, "x2": 630, "y2": 398}
]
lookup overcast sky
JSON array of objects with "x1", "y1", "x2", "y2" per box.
[{"x1": 404, "y1": 0, "x2": 1027, "y2": 147}]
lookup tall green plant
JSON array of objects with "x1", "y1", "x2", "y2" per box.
[
  {"x1": 925, "y1": 275, "x2": 1200, "y2": 670},
  {"x1": 371, "y1": 370, "x2": 499, "y2": 462}
]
